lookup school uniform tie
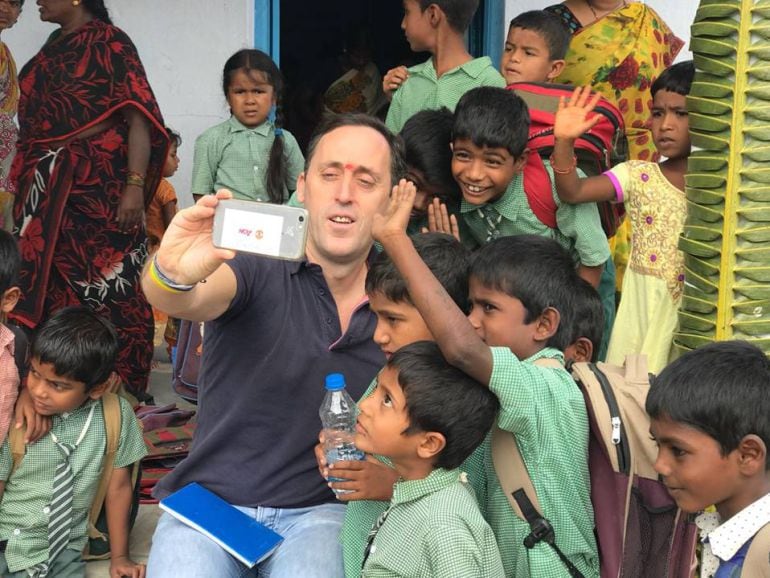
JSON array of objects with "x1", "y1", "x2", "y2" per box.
[
  {"x1": 361, "y1": 506, "x2": 393, "y2": 570},
  {"x1": 27, "y1": 403, "x2": 95, "y2": 578},
  {"x1": 26, "y1": 441, "x2": 75, "y2": 578}
]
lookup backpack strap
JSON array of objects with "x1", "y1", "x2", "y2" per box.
[
  {"x1": 491, "y1": 357, "x2": 585, "y2": 578},
  {"x1": 86, "y1": 393, "x2": 122, "y2": 542},
  {"x1": 522, "y1": 152, "x2": 558, "y2": 229},
  {"x1": 744, "y1": 522, "x2": 770, "y2": 577}
]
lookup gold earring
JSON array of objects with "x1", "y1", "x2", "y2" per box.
[{"x1": 72, "y1": 0, "x2": 81, "y2": 5}]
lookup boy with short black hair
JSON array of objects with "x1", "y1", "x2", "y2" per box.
[
  {"x1": 373, "y1": 182, "x2": 600, "y2": 577},
  {"x1": 384, "y1": 0, "x2": 505, "y2": 133},
  {"x1": 329, "y1": 233, "x2": 472, "y2": 577},
  {"x1": 0, "y1": 307, "x2": 147, "y2": 578},
  {"x1": 0, "y1": 230, "x2": 21, "y2": 445},
  {"x1": 647, "y1": 341, "x2": 770, "y2": 577},
  {"x1": 453, "y1": 86, "x2": 610, "y2": 289},
  {"x1": 358, "y1": 340, "x2": 504, "y2": 577},
  {"x1": 563, "y1": 277, "x2": 604, "y2": 364},
  {"x1": 501, "y1": 9, "x2": 570, "y2": 85}
]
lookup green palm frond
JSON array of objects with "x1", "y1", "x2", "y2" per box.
[{"x1": 674, "y1": 0, "x2": 770, "y2": 355}]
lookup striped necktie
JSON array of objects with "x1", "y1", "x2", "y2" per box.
[
  {"x1": 361, "y1": 506, "x2": 392, "y2": 570},
  {"x1": 27, "y1": 441, "x2": 76, "y2": 578}
]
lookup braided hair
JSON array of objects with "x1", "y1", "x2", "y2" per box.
[{"x1": 222, "y1": 49, "x2": 287, "y2": 204}]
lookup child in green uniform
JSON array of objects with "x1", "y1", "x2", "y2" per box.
[{"x1": 373, "y1": 181, "x2": 600, "y2": 577}]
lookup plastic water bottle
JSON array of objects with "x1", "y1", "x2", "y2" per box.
[{"x1": 320, "y1": 373, "x2": 365, "y2": 494}]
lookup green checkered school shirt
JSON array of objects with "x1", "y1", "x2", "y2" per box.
[
  {"x1": 484, "y1": 347, "x2": 599, "y2": 578},
  {"x1": 191, "y1": 116, "x2": 305, "y2": 202},
  {"x1": 0, "y1": 397, "x2": 147, "y2": 573},
  {"x1": 385, "y1": 57, "x2": 505, "y2": 133},
  {"x1": 361, "y1": 467, "x2": 504, "y2": 578},
  {"x1": 460, "y1": 164, "x2": 610, "y2": 268}
]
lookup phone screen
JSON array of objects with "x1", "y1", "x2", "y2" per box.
[{"x1": 218, "y1": 207, "x2": 285, "y2": 257}]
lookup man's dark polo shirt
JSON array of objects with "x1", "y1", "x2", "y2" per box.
[{"x1": 155, "y1": 252, "x2": 384, "y2": 508}]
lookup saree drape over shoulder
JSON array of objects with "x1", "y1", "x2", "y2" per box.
[
  {"x1": 11, "y1": 20, "x2": 167, "y2": 394},
  {"x1": 551, "y1": 2, "x2": 684, "y2": 161}
]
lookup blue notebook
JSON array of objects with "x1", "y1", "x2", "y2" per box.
[{"x1": 159, "y1": 483, "x2": 284, "y2": 567}]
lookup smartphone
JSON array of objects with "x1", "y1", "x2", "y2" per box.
[{"x1": 212, "y1": 199, "x2": 308, "y2": 261}]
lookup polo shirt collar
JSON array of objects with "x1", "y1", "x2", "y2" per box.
[
  {"x1": 705, "y1": 493, "x2": 770, "y2": 562},
  {"x1": 227, "y1": 115, "x2": 272, "y2": 136},
  {"x1": 460, "y1": 178, "x2": 520, "y2": 222},
  {"x1": 410, "y1": 56, "x2": 495, "y2": 82},
  {"x1": 391, "y1": 467, "x2": 464, "y2": 505},
  {"x1": 57, "y1": 397, "x2": 99, "y2": 422},
  {"x1": 290, "y1": 246, "x2": 380, "y2": 276}
]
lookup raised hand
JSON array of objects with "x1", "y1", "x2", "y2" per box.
[
  {"x1": 372, "y1": 179, "x2": 416, "y2": 244},
  {"x1": 383, "y1": 66, "x2": 409, "y2": 101},
  {"x1": 154, "y1": 189, "x2": 236, "y2": 285},
  {"x1": 554, "y1": 86, "x2": 604, "y2": 142},
  {"x1": 421, "y1": 197, "x2": 461, "y2": 242}
]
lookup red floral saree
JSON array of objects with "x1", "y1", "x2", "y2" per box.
[{"x1": 11, "y1": 20, "x2": 167, "y2": 394}]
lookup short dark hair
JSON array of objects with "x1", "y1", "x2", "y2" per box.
[
  {"x1": 388, "y1": 341, "x2": 499, "y2": 469},
  {"x1": 401, "y1": 108, "x2": 461, "y2": 205},
  {"x1": 453, "y1": 87, "x2": 530, "y2": 157},
  {"x1": 647, "y1": 341, "x2": 770, "y2": 467},
  {"x1": 508, "y1": 10, "x2": 571, "y2": 61},
  {"x1": 470, "y1": 235, "x2": 578, "y2": 350},
  {"x1": 366, "y1": 233, "x2": 470, "y2": 311},
  {"x1": 419, "y1": 0, "x2": 479, "y2": 34},
  {"x1": 31, "y1": 307, "x2": 118, "y2": 392},
  {"x1": 565, "y1": 278, "x2": 604, "y2": 362},
  {"x1": 165, "y1": 127, "x2": 182, "y2": 148},
  {"x1": 651, "y1": 60, "x2": 695, "y2": 98},
  {"x1": 304, "y1": 113, "x2": 407, "y2": 187},
  {"x1": 0, "y1": 230, "x2": 20, "y2": 296}
]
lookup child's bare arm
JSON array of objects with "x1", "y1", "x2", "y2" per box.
[
  {"x1": 373, "y1": 181, "x2": 494, "y2": 385},
  {"x1": 160, "y1": 200, "x2": 177, "y2": 231},
  {"x1": 553, "y1": 87, "x2": 617, "y2": 204},
  {"x1": 577, "y1": 263, "x2": 604, "y2": 289},
  {"x1": 106, "y1": 466, "x2": 145, "y2": 578}
]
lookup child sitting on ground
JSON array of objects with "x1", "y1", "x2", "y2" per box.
[
  {"x1": 0, "y1": 230, "x2": 21, "y2": 445},
  {"x1": 0, "y1": 307, "x2": 147, "y2": 578},
  {"x1": 552, "y1": 61, "x2": 694, "y2": 373},
  {"x1": 500, "y1": 10, "x2": 569, "y2": 86},
  {"x1": 647, "y1": 341, "x2": 770, "y2": 577},
  {"x1": 453, "y1": 86, "x2": 610, "y2": 290},
  {"x1": 316, "y1": 233, "x2": 471, "y2": 577},
  {"x1": 374, "y1": 181, "x2": 600, "y2": 576},
  {"x1": 384, "y1": 0, "x2": 505, "y2": 133},
  {"x1": 357, "y1": 340, "x2": 503, "y2": 577}
]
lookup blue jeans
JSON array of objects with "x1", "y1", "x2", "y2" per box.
[{"x1": 146, "y1": 502, "x2": 346, "y2": 578}]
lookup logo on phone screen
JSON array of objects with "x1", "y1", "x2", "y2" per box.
[{"x1": 221, "y1": 209, "x2": 284, "y2": 256}]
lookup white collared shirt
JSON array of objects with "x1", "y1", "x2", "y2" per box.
[{"x1": 696, "y1": 493, "x2": 770, "y2": 577}]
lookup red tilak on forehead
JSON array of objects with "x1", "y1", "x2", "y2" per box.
[{"x1": 344, "y1": 163, "x2": 358, "y2": 171}]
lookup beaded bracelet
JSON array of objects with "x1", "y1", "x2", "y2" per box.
[
  {"x1": 548, "y1": 153, "x2": 578, "y2": 175},
  {"x1": 149, "y1": 255, "x2": 196, "y2": 293}
]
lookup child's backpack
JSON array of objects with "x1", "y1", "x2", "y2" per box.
[
  {"x1": 744, "y1": 523, "x2": 770, "y2": 577},
  {"x1": 492, "y1": 355, "x2": 698, "y2": 578},
  {"x1": 9, "y1": 393, "x2": 142, "y2": 560},
  {"x1": 140, "y1": 422, "x2": 196, "y2": 503},
  {"x1": 507, "y1": 82, "x2": 628, "y2": 238},
  {"x1": 171, "y1": 320, "x2": 203, "y2": 404}
]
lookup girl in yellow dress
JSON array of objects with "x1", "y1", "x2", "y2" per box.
[{"x1": 551, "y1": 62, "x2": 694, "y2": 373}]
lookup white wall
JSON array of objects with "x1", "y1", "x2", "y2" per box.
[
  {"x1": 504, "y1": 0, "x2": 698, "y2": 62},
  {"x1": 5, "y1": 0, "x2": 254, "y2": 207}
]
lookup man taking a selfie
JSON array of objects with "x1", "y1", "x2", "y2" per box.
[{"x1": 141, "y1": 114, "x2": 405, "y2": 578}]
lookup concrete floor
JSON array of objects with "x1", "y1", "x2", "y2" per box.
[{"x1": 86, "y1": 337, "x2": 192, "y2": 576}]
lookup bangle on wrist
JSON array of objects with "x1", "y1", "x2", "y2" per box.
[
  {"x1": 126, "y1": 171, "x2": 145, "y2": 188},
  {"x1": 549, "y1": 153, "x2": 577, "y2": 175},
  {"x1": 149, "y1": 255, "x2": 196, "y2": 293}
]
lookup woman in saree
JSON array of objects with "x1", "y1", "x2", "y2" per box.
[
  {"x1": 545, "y1": 0, "x2": 684, "y2": 292},
  {"x1": 10, "y1": 0, "x2": 167, "y2": 396},
  {"x1": 0, "y1": 0, "x2": 22, "y2": 231}
]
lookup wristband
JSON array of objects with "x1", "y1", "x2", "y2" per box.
[
  {"x1": 149, "y1": 255, "x2": 196, "y2": 293},
  {"x1": 549, "y1": 153, "x2": 577, "y2": 175}
]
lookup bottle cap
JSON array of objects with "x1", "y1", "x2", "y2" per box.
[{"x1": 325, "y1": 373, "x2": 346, "y2": 391}]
